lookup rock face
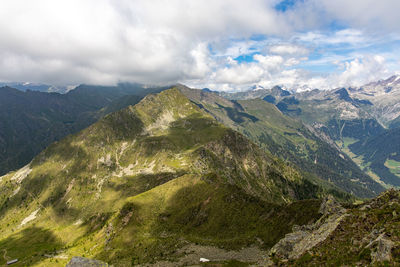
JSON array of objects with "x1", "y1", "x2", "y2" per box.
[
  {"x1": 271, "y1": 189, "x2": 400, "y2": 266},
  {"x1": 66, "y1": 257, "x2": 108, "y2": 267},
  {"x1": 270, "y1": 195, "x2": 348, "y2": 260}
]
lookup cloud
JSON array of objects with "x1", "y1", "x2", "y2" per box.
[
  {"x1": 0, "y1": 0, "x2": 295, "y2": 86},
  {"x1": 214, "y1": 60, "x2": 265, "y2": 85},
  {"x1": 0, "y1": 0, "x2": 399, "y2": 91},
  {"x1": 306, "y1": 0, "x2": 400, "y2": 33},
  {"x1": 269, "y1": 44, "x2": 309, "y2": 55},
  {"x1": 332, "y1": 55, "x2": 388, "y2": 87},
  {"x1": 295, "y1": 29, "x2": 367, "y2": 46}
]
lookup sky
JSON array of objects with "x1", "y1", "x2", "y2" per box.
[{"x1": 1, "y1": 0, "x2": 400, "y2": 91}]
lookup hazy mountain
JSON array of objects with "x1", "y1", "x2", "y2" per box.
[
  {"x1": 0, "y1": 82, "x2": 69, "y2": 93},
  {"x1": 348, "y1": 75, "x2": 400, "y2": 127},
  {"x1": 220, "y1": 85, "x2": 292, "y2": 102},
  {"x1": 0, "y1": 88, "x2": 342, "y2": 266},
  {"x1": 0, "y1": 84, "x2": 166, "y2": 175}
]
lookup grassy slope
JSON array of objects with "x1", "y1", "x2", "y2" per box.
[
  {"x1": 349, "y1": 127, "x2": 400, "y2": 187},
  {"x1": 0, "y1": 88, "x2": 330, "y2": 266}
]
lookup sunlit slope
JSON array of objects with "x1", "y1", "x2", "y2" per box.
[{"x1": 0, "y1": 88, "x2": 333, "y2": 266}]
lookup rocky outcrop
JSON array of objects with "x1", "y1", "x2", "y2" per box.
[
  {"x1": 270, "y1": 195, "x2": 348, "y2": 260},
  {"x1": 367, "y1": 233, "x2": 395, "y2": 263},
  {"x1": 270, "y1": 189, "x2": 400, "y2": 265}
]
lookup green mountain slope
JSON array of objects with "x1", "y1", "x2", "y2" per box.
[
  {"x1": 349, "y1": 127, "x2": 400, "y2": 187},
  {"x1": 0, "y1": 88, "x2": 340, "y2": 266},
  {"x1": 179, "y1": 86, "x2": 384, "y2": 198},
  {"x1": 0, "y1": 84, "x2": 165, "y2": 176}
]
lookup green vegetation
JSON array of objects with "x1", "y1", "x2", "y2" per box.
[
  {"x1": 385, "y1": 159, "x2": 400, "y2": 175},
  {"x1": 350, "y1": 127, "x2": 400, "y2": 187}
]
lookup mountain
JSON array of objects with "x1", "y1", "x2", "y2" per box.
[
  {"x1": 275, "y1": 87, "x2": 384, "y2": 140},
  {"x1": 280, "y1": 86, "x2": 400, "y2": 189},
  {"x1": 220, "y1": 85, "x2": 291, "y2": 102},
  {"x1": 273, "y1": 82, "x2": 400, "y2": 188},
  {"x1": 0, "y1": 88, "x2": 348, "y2": 266},
  {"x1": 0, "y1": 82, "x2": 69, "y2": 93},
  {"x1": 348, "y1": 75, "x2": 400, "y2": 127},
  {"x1": 179, "y1": 85, "x2": 384, "y2": 198},
  {"x1": 0, "y1": 84, "x2": 166, "y2": 176},
  {"x1": 221, "y1": 86, "x2": 385, "y2": 142}
]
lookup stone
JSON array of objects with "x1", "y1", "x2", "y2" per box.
[
  {"x1": 269, "y1": 195, "x2": 348, "y2": 260},
  {"x1": 66, "y1": 256, "x2": 108, "y2": 267},
  {"x1": 366, "y1": 233, "x2": 395, "y2": 263}
]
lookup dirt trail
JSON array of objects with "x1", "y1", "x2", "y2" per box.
[{"x1": 2, "y1": 249, "x2": 9, "y2": 261}]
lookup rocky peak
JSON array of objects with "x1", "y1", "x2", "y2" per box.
[{"x1": 334, "y1": 88, "x2": 352, "y2": 102}]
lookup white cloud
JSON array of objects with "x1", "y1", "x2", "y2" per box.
[
  {"x1": 269, "y1": 44, "x2": 309, "y2": 55},
  {"x1": 332, "y1": 55, "x2": 388, "y2": 87},
  {"x1": 0, "y1": 0, "x2": 399, "y2": 91},
  {"x1": 214, "y1": 63, "x2": 265, "y2": 85},
  {"x1": 0, "y1": 0, "x2": 295, "y2": 86},
  {"x1": 306, "y1": 0, "x2": 400, "y2": 33},
  {"x1": 295, "y1": 29, "x2": 368, "y2": 47},
  {"x1": 253, "y1": 55, "x2": 284, "y2": 72}
]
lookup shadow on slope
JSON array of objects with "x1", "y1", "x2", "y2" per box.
[
  {"x1": 95, "y1": 175, "x2": 324, "y2": 265},
  {"x1": 0, "y1": 227, "x2": 64, "y2": 266}
]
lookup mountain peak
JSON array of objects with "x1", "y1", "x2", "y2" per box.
[
  {"x1": 334, "y1": 88, "x2": 352, "y2": 102},
  {"x1": 133, "y1": 87, "x2": 206, "y2": 134}
]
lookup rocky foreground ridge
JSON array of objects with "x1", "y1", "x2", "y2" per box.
[{"x1": 271, "y1": 189, "x2": 400, "y2": 266}]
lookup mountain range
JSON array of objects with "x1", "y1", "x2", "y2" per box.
[
  {"x1": 221, "y1": 75, "x2": 400, "y2": 189},
  {"x1": 0, "y1": 79, "x2": 399, "y2": 266}
]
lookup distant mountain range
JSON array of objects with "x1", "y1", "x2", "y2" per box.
[
  {"x1": 0, "y1": 83, "x2": 167, "y2": 175},
  {"x1": 0, "y1": 82, "x2": 70, "y2": 93},
  {"x1": 221, "y1": 75, "x2": 400, "y2": 188}
]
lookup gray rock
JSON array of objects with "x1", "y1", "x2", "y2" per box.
[
  {"x1": 270, "y1": 195, "x2": 348, "y2": 260},
  {"x1": 366, "y1": 233, "x2": 395, "y2": 263},
  {"x1": 66, "y1": 256, "x2": 108, "y2": 267}
]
